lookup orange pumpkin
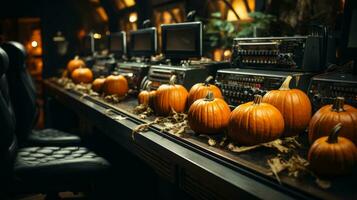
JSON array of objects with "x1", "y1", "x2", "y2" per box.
[
  {"x1": 308, "y1": 123, "x2": 357, "y2": 176},
  {"x1": 262, "y1": 76, "x2": 311, "y2": 137},
  {"x1": 188, "y1": 91, "x2": 230, "y2": 135},
  {"x1": 308, "y1": 97, "x2": 357, "y2": 145},
  {"x1": 138, "y1": 81, "x2": 156, "y2": 107},
  {"x1": 71, "y1": 67, "x2": 93, "y2": 84},
  {"x1": 154, "y1": 75, "x2": 188, "y2": 116},
  {"x1": 67, "y1": 56, "x2": 85, "y2": 73},
  {"x1": 187, "y1": 76, "x2": 223, "y2": 106},
  {"x1": 103, "y1": 75, "x2": 129, "y2": 97},
  {"x1": 228, "y1": 95, "x2": 284, "y2": 146},
  {"x1": 92, "y1": 77, "x2": 106, "y2": 93}
]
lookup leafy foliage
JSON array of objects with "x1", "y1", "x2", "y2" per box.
[{"x1": 202, "y1": 12, "x2": 277, "y2": 52}]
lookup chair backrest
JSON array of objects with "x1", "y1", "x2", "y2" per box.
[
  {"x1": 2, "y1": 42, "x2": 37, "y2": 144},
  {"x1": 0, "y1": 47, "x2": 17, "y2": 180}
]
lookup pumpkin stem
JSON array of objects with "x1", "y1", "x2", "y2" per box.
[
  {"x1": 204, "y1": 76, "x2": 214, "y2": 86},
  {"x1": 205, "y1": 91, "x2": 214, "y2": 101},
  {"x1": 253, "y1": 95, "x2": 262, "y2": 105},
  {"x1": 327, "y1": 123, "x2": 342, "y2": 143},
  {"x1": 146, "y1": 81, "x2": 152, "y2": 92},
  {"x1": 74, "y1": 55, "x2": 79, "y2": 60},
  {"x1": 332, "y1": 97, "x2": 345, "y2": 112},
  {"x1": 279, "y1": 76, "x2": 292, "y2": 90},
  {"x1": 169, "y1": 75, "x2": 177, "y2": 85}
]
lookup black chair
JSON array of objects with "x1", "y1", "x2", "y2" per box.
[
  {"x1": 0, "y1": 47, "x2": 110, "y2": 199},
  {"x1": 1, "y1": 41, "x2": 81, "y2": 147}
]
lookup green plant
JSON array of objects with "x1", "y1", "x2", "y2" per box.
[
  {"x1": 203, "y1": 12, "x2": 237, "y2": 51},
  {"x1": 202, "y1": 12, "x2": 277, "y2": 53},
  {"x1": 237, "y1": 12, "x2": 277, "y2": 38}
]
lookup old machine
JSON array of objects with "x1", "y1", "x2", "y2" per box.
[
  {"x1": 308, "y1": 0, "x2": 357, "y2": 111},
  {"x1": 144, "y1": 21, "x2": 230, "y2": 90},
  {"x1": 80, "y1": 32, "x2": 118, "y2": 78},
  {"x1": 216, "y1": 33, "x2": 329, "y2": 106},
  {"x1": 114, "y1": 27, "x2": 157, "y2": 94}
]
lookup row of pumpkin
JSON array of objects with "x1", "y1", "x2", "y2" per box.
[{"x1": 66, "y1": 57, "x2": 357, "y2": 176}]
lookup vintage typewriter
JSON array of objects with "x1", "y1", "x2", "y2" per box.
[
  {"x1": 231, "y1": 36, "x2": 326, "y2": 72},
  {"x1": 143, "y1": 21, "x2": 229, "y2": 90},
  {"x1": 215, "y1": 68, "x2": 312, "y2": 107},
  {"x1": 114, "y1": 27, "x2": 157, "y2": 94}
]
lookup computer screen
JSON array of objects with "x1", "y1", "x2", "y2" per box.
[
  {"x1": 341, "y1": 0, "x2": 357, "y2": 63},
  {"x1": 347, "y1": 9, "x2": 357, "y2": 48},
  {"x1": 82, "y1": 35, "x2": 94, "y2": 55},
  {"x1": 109, "y1": 31, "x2": 126, "y2": 56},
  {"x1": 94, "y1": 34, "x2": 108, "y2": 52},
  {"x1": 129, "y1": 27, "x2": 157, "y2": 57},
  {"x1": 161, "y1": 21, "x2": 202, "y2": 60}
]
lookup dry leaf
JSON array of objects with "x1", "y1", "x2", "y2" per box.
[{"x1": 315, "y1": 178, "x2": 331, "y2": 189}]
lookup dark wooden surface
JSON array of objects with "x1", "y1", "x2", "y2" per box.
[{"x1": 43, "y1": 79, "x2": 356, "y2": 200}]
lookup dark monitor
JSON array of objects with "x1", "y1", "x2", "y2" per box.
[
  {"x1": 129, "y1": 27, "x2": 157, "y2": 57},
  {"x1": 341, "y1": 0, "x2": 357, "y2": 64},
  {"x1": 109, "y1": 31, "x2": 126, "y2": 57},
  {"x1": 82, "y1": 34, "x2": 94, "y2": 55},
  {"x1": 94, "y1": 34, "x2": 108, "y2": 52},
  {"x1": 161, "y1": 21, "x2": 202, "y2": 60}
]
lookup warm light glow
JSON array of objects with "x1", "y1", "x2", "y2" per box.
[
  {"x1": 96, "y1": 7, "x2": 108, "y2": 22},
  {"x1": 223, "y1": 49, "x2": 232, "y2": 60},
  {"x1": 31, "y1": 41, "x2": 38, "y2": 48},
  {"x1": 93, "y1": 33, "x2": 102, "y2": 39},
  {"x1": 162, "y1": 11, "x2": 173, "y2": 24},
  {"x1": 129, "y1": 12, "x2": 138, "y2": 23},
  {"x1": 116, "y1": 0, "x2": 136, "y2": 10},
  {"x1": 227, "y1": 0, "x2": 255, "y2": 21}
]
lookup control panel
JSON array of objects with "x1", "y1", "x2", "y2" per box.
[
  {"x1": 215, "y1": 68, "x2": 312, "y2": 107},
  {"x1": 115, "y1": 62, "x2": 150, "y2": 94},
  {"x1": 308, "y1": 72, "x2": 357, "y2": 111},
  {"x1": 231, "y1": 36, "x2": 323, "y2": 72},
  {"x1": 143, "y1": 64, "x2": 209, "y2": 90},
  {"x1": 91, "y1": 56, "x2": 116, "y2": 78}
]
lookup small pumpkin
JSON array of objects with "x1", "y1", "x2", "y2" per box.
[
  {"x1": 67, "y1": 56, "x2": 85, "y2": 73},
  {"x1": 262, "y1": 76, "x2": 311, "y2": 137},
  {"x1": 92, "y1": 77, "x2": 106, "y2": 93},
  {"x1": 308, "y1": 123, "x2": 357, "y2": 176},
  {"x1": 228, "y1": 95, "x2": 284, "y2": 146},
  {"x1": 71, "y1": 67, "x2": 93, "y2": 84},
  {"x1": 308, "y1": 97, "x2": 357, "y2": 145},
  {"x1": 103, "y1": 75, "x2": 129, "y2": 97},
  {"x1": 187, "y1": 76, "x2": 223, "y2": 107},
  {"x1": 138, "y1": 81, "x2": 156, "y2": 107},
  {"x1": 154, "y1": 75, "x2": 188, "y2": 116},
  {"x1": 188, "y1": 91, "x2": 230, "y2": 135}
]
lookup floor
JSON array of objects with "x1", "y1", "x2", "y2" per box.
[{"x1": 16, "y1": 192, "x2": 86, "y2": 200}]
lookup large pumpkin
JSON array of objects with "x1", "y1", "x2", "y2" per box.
[
  {"x1": 138, "y1": 81, "x2": 156, "y2": 107},
  {"x1": 262, "y1": 76, "x2": 311, "y2": 137},
  {"x1": 188, "y1": 91, "x2": 230, "y2": 135},
  {"x1": 187, "y1": 76, "x2": 223, "y2": 107},
  {"x1": 308, "y1": 97, "x2": 357, "y2": 145},
  {"x1": 154, "y1": 75, "x2": 188, "y2": 116},
  {"x1": 228, "y1": 95, "x2": 284, "y2": 146},
  {"x1": 308, "y1": 123, "x2": 357, "y2": 176},
  {"x1": 71, "y1": 67, "x2": 93, "y2": 84},
  {"x1": 103, "y1": 75, "x2": 129, "y2": 97},
  {"x1": 92, "y1": 77, "x2": 106, "y2": 93},
  {"x1": 67, "y1": 56, "x2": 85, "y2": 73}
]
